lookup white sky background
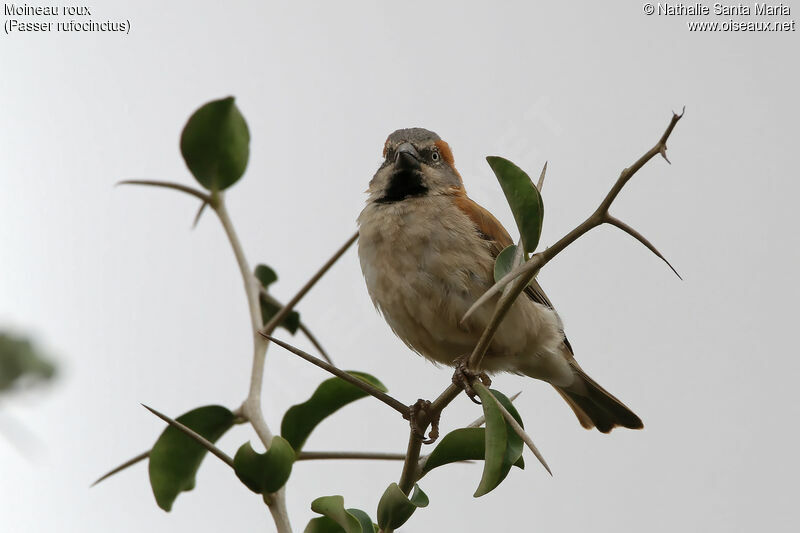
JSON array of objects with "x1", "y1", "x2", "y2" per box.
[{"x1": 1, "y1": 1, "x2": 798, "y2": 531}]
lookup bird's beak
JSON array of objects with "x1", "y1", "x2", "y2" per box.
[{"x1": 395, "y1": 142, "x2": 421, "y2": 170}]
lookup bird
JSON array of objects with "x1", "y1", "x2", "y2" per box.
[{"x1": 357, "y1": 127, "x2": 643, "y2": 433}]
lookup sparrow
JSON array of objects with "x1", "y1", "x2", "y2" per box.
[{"x1": 357, "y1": 127, "x2": 643, "y2": 433}]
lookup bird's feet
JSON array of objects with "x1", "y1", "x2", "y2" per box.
[
  {"x1": 451, "y1": 355, "x2": 492, "y2": 404},
  {"x1": 404, "y1": 399, "x2": 441, "y2": 445}
]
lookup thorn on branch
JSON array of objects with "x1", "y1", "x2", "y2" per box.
[
  {"x1": 141, "y1": 404, "x2": 234, "y2": 468},
  {"x1": 476, "y1": 383, "x2": 552, "y2": 476},
  {"x1": 192, "y1": 201, "x2": 209, "y2": 228},
  {"x1": 605, "y1": 215, "x2": 682, "y2": 280},
  {"x1": 117, "y1": 179, "x2": 212, "y2": 203},
  {"x1": 91, "y1": 450, "x2": 150, "y2": 487},
  {"x1": 537, "y1": 161, "x2": 548, "y2": 192},
  {"x1": 659, "y1": 145, "x2": 671, "y2": 164}
]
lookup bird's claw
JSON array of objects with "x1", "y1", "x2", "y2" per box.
[
  {"x1": 452, "y1": 356, "x2": 492, "y2": 404},
  {"x1": 404, "y1": 399, "x2": 440, "y2": 445}
]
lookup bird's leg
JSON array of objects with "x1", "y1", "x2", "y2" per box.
[
  {"x1": 403, "y1": 399, "x2": 441, "y2": 445},
  {"x1": 452, "y1": 354, "x2": 492, "y2": 404}
]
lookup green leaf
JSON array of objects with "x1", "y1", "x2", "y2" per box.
[
  {"x1": 308, "y1": 496, "x2": 364, "y2": 533},
  {"x1": 305, "y1": 517, "x2": 344, "y2": 533},
  {"x1": 377, "y1": 483, "x2": 429, "y2": 530},
  {"x1": 486, "y1": 156, "x2": 544, "y2": 254},
  {"x1": 281, "y1": 372, "x2": 387, "y2": 451},
  {"x1": 254, "y1": 264, "x2": 278, "y2": 288},
  {"x1": 473, "y1": 385, "x2": 507, "y2": 497},
  {"x1": 148, "y1": 405, "x2": 234, "y2": 511},
  {"x1": 304, "y1": 508, "x2": 375, "y2": 533},
  {"x1": 347, "y1": 509, "x2": 378, "y2": 533},
  {"x1": 492, "y1": 389, "x2": 525, "y2": 482},
  {"x1": 421, "y1": 427, "x2": 524, "y2": 476},
  {"x1": 472, "y1": 387, "x2": 528, "y2": 497},
  {"x1": 180, "y1": 96, "x2": 250, "y2": 191},
  {"x1": 233, "y1": 437, "x2": 295, "y2": 495},
  {"x1": 493, "y1": 244, "x2": 519, "y2": 283},
  {"x1": 306, "y1": 517, "x2": 352, "y2": 533}
]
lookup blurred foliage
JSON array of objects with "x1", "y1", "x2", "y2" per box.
[{"x1": 0, "y1": 332, "x2": 56, "y2": 393}]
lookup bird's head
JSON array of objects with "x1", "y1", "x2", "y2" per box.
[{"x1": 368, "y1": 128, "x2": 463, "y2": 203}]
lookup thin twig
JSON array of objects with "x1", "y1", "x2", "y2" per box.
[
  {"x1": 297, "y1": 323, "x2": 333, "y2": 366},
  {"x1": 461, "y1": 109, "x2": 685, "y2": 323},
  {"x1": 296, "y1": 451, "x2": 406, "y2": 462},
  {"x1": 260, "y1": 289, "x2": 334, "y2": 366},
  {"x1": 117, "y1": 179, "x2": 212, "y2": 203},
  {"x1": 263, "y1": 335, "x2": 409, "y2": 416},
  {"x1": 260, "y1": 232, "x2": 359, "y2": 336},
  {"x1": 91, "y1": 451, "x2": 150, "y2": 487},
  {"x1": 141, "y1": 404, "x2": 234, "y2": 468},
  {"x1": 475, "y1": 383, "x2": 551, "y2": 476}
]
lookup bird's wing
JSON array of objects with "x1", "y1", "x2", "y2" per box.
[{"x1": 453, "y1": 193, "x2": 576, "y2": 356}]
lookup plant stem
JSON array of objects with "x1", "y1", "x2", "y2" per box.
[
  {"x1": 296, "y1": 451, "x2": 406, "y2": 462},
  {"x1": 397, "y1": 431, "x2": 423, "y2": 494},
  {"x1": 213, "y1": 194, "x2": 292, "y2": 533}
]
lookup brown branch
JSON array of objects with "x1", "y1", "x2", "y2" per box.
[
  {"x1": 141, "y1": 404, "x2": 234, "y2": 468},
  {"x1": 262, "y1": 335, "x2": 409, "y2": 416},
  {"x1": 397, "y1": 431, "x2": 424, "y2": 494},
  {"x1": 91, "y1": 450, "x2": 150, "y2": 487}
]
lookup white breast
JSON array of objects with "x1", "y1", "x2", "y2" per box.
[{"x1": 357, "y1": 194, "x2": 567, "y2": 380}]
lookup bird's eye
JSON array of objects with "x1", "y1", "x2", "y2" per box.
[{"x1": 431, "y1": 150, "x2": 440, "y2": 162}]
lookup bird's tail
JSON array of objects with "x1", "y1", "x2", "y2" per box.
[{"x1": 553, "y1": 366, "x2": 643, "y2": 433}]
